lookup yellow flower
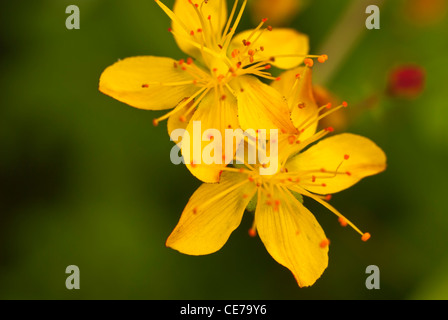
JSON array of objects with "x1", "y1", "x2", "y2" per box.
[
  {"x1": 166, "y1": 63, "x2": 387, "y2": 287},
  {"x1": 99, "y1": 0, "x2": 310, "y2": 183}
]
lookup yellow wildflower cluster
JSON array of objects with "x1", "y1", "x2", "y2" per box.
[{"x1": 99, "y1": 0, "x2": 386, "y2": 287}]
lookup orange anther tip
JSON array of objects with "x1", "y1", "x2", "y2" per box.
[
  {"x1": 264, "y1": 64, "x2": 272, "y2": 70},
  {"x1": 187, "y1": 57, "x2": 193, "y2": 65},
  {"x1": 267, "y1": 26, "x2": 273, "y2": 31},
  {"x1": 362, "y1": 233, "x2": 371, "y2": 242},
  {"x1": 167, "y1": 27, "x2": 172, "y2": 32},
  {"x1": 338, "y1": 217, "x2": 348, "y2": 227},
  {"x1": 344, "y1": 154, "x2": 350, "y2": 160},
  {"x1": 325, "y1": 194, "x2": 332, "y2": 201},
  {"x1": 179, "y1": 115, "x2": 187, "y2": 122},
  {"x1": 342, "y1": 101, "x2": 348, "y2": 107},
  {"x1": 304, "y1": 58, "x2": 314, "y2": 67},
  {"x1": 208, "y1": 15, "x2": 211, "y2": 20},
  {"x1": 275, "y1": 77, "x2": 281, "y2": 81},
  {"x1": 262, "y1": 18, "x2": 268, "y2": 23},
  {"x1": 193, "y1": 207, "x2": 198, "y2": 214},
  {"x1": 326, "y1": 103, "x2": 332, "y2": 109},
  {"x1": 190, "y1": 30, "x2": 195, "y2": 36},
  {"x1": 248, "y1": 229, "x2": 257, "y2": 237},
  {"x1": 295, "y1": 74, "x2": 301, "y2": 78},
  {"x1": 152, "y1": 119, "x2": 159, "y2": 127},
  {"x1": 141, "y1": 84, "x2": 149, "y2": 88},
  {"x1": 326, "y1": 127, "x2": 334, "y2": 132},
  {"x1": 320, "y1": 239, "x2": 330, "y2": 248}
]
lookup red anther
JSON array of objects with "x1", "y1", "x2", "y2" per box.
[
  {"x1": 326, "y1": 127, "x2": 334, "y2": 132},
  {"x1": 320, "y1": 168, "x2": 326, "y2": 173},
  {"x1": 322, "y1": 183, "x2": 327, "y2": 187},
  {"x1": 193, "y1": 207, "x2": 198, "y2": 214},
  {"x1": 304, "y1": 58, "x2": 314, "y2": 67},
  {"x1": 267, "y1": 26, "x2": 273, "y2": 31},
  {"x1": 167, "y1": 27, "x2": 172, "y2": 32},
  {"x1": 295, "y1": 140, "x2": 301, "y2": 144},
  {"x1": 260, "y1": 46, "x2": 265, "y2": 51},
  {"x1": 141, "y1": 84, "x2": 149, "y2": 88},
  {"x1": 262, "y1": 18, "x2": 268, "y2": 23},
  {"x1": 288, "y1": 135, "x2": 295, "y2": 144},
  {"x1": 346, "y1": 171, "x2": 352, "y2": 176},
  {"x1": 275, "y1": 77, "x2": 281, "y2": 81},
  {"x1": 248, "y1": 228, "x2": 257, "y2": 237},
  {"x1": 240, "y1": 88, "x2": 245, "y2": 92},
  {"x1": 195, "y1": 3, "x2": 199, "y2": 7},
  {"x1": 312, "y1": 176, "x2": 316, "y2": 183},
  {"x1": 242, "y1": 194, "x2": 249, "y2": 199},
  {"x1": 248, "y1": 176, "x2": 255, "y2": 182},
  {"x1": 318, "y1": 55, "x2": 328, "y2": 63},
  {"x1": 179, "y1": 115, "x2": 187, "y2": 123},
  {"x1": 275, "y1": 200, "x2": 281, "y2": 206},
  {"x1": 152, "y1": 119, "x2": 159, "y2": 127},
  {"x1": 280, "y1": 128, "x2": 287, "y2": 134},
  {"x1": 197, "y1": 28, "x2": 203, "y2": 33},
  {"x1": 325, "y1": 103, "x2": 332, "y2": 109},
  {"x1": 325, "y1": 194, "x2": 332, "y2": 201},
  {"x1": 266, "y1": 200, "x2": 272, "y2": 206},
  {"x1": 190, "y1": 30, "x2": 195, "y2": 36},
  {"x1": 338, "y1": 217, "x2": 348, "y2": 227},
  {"x1": 298, "y1": 103, "x2": 305, "y2": 109},
  {"x1": 186, "y1": 57, "x2": 193, "y2": 65},
  {"x1": 208, "y1": 15, "x2": 211, "y2": 20},
  {"x1": 362, "y1": 233, "x2": 371, "y2": 242},
  {"x1": 344, "y1": 154, "x2": 350, "y2": 160},
  {"x1": 342, "y1": 101, "x2": 348, "y2": 107},
  {"x1": 212, "y1": 68, "x2": 218, "y2": 72},
  {"x1": 231, "y1": 49, "x2": 239, "y2": 58},
  {"x1": 320, "y1": 239, "x2": 330, "y2": 248},
  {"x1": 295, "y1": 73, "x2": 301, "y2": 79},
  {"x1": 179, "y1": 59, "x2": 185, "y2": 65},
  {"x1": 221, "y1": 95, "x2": 227, "y2": 100},
  {"x1": 248, "y1": 49, "x2": 255, "y2": 56},
  {"x1": 264, "y1": 65, "x2": 272, "y2": 70}
]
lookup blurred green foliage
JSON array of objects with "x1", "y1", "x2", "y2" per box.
[{"x1": 0, "y1": 0, "x2": 447, "y2": 299}]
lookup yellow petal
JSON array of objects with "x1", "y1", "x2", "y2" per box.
[
  {"x1": 182, "y1": 89, "x2": 240, "y2": 183},
  {"x1": 255, "y1": 187, "x2": 328, "y2": 287},
  {"x1": 235, "y1": 75, "x2": 297, "y2": 134},
  {"x1": 172, "y1": 0, "x2": 228, "y2": 60},
  {"x1": 99, "y1": 56, "x2": 198, "y2": 110},
  {"x1": 166, "y1": 171, "x2": 257, "y2": 255},
  {"x1": 271, "y1": 66, "x2": 319, "y2": 141},
  {"x1": 230, "y1": 28, "x2": 309, "y2": 69},
  {"x1": 286, "y1": 133, "x2": 387, "y2": 195}
]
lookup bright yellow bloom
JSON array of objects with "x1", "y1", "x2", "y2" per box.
[
  {"x1": 166, "y1": 64, "x2": 387, "y2": 287},
  {"x1": 99, "y1": 0, "x2": 310, "y2": 183}
]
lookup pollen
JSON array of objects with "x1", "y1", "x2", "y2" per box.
[
  {"x1": 318, "y1": 55, "x2": 328, "y2": 63},
  {"x1": 320, "y1": 238, "x2": 330, "y2": 248},
  {"x1": 338, "y1": 217, "x2": 348, "y2": 227},
  {"x1": 304, "y1": 58, "x2": 314, "y2": 67},
  {"x1": 288, "y1": 135, "x2": 296, "y2": 144},
  {"x1": 248, "y1": 228, "x2": 257, "y2": 237},
  {"x1": 361, "y1": 233, "x2": 371, "y2": 242}
]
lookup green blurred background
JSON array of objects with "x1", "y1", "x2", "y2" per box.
[{"x1": 1, "y1": 0, "x2": 447, "y2": 299}]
